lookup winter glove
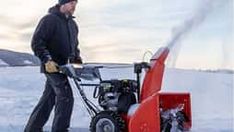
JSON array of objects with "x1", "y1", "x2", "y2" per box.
[
  {"x1": 45, "y1": 60, "x2": 59, "y2": 73},
  {"x1": 74, "y1": 58, "x2": 83, "y2": 64},
  {"x1": 69, "y1": 56, "x2": 83, "y2": 64}
]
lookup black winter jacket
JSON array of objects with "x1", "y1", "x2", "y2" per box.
[{"x1": 31, "y1": 5, "x2": 82, "y2": 73}]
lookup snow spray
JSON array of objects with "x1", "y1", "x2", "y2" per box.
[
  {"x1": 221, "y1": 0, "x2": 233, "y2": 70},
  {"x1": 221, "y1": 37, "x2": 233, "y2": 70},
  {"x1": 166, "y1": 0, "x2": 222, "y2": 67}
]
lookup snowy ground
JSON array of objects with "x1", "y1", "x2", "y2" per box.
[{"x1": 0, "y1": 66, "x2": 233, "y2": 132}]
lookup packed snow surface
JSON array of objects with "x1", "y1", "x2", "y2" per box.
[{"x1": 0, "y1": 66, "x2": 233, "y2": 132}]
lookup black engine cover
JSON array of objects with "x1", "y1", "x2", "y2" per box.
[{"x1": 117, "y1": 93, "x2": 136, "y2": 113}]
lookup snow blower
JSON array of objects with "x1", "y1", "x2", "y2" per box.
[{"x1": 59, "y1": 46, "x2": 192, "y2": 132}]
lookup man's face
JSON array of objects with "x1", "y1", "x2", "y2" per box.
[{"x1": 63, "y1": 1, "x2": 77, "y2": 15}]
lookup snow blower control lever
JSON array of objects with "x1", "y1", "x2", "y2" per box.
[{"x1": 134, "y1": 62, "x2": 150, "y2": 102}]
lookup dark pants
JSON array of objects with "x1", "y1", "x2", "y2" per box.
[{"x1": 24, "y1": 73, "x2": 74, "y2": 132}]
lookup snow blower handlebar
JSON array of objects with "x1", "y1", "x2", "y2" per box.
[
  {"x1": 58, "y1": 64, "x2": 81, "y2": 80},
  {"x1": 58, "y1": 64, "x2": 101, "y2": 117},
  {"x1": 59, "y1": 64, "x2": 103, "y2": 81}
]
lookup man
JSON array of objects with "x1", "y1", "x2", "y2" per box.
[{"x1": 24, "y1": 0, "x2": 82, "y2": 131}]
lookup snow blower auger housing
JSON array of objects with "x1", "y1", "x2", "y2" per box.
[
  {"x1": 127, "y1": 47, "x2": 192, "y2": 132},
  {"x1": 59, "y1": 47, "x2": 192, "y2": 132}
]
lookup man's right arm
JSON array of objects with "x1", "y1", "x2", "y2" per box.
[{"x1": 31, "y1": 15, "x2": 55, "y2": 63}]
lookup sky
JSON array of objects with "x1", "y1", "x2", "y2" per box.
[{"x1": 0, "y1": 0, "x2": 233, "y2": 70}]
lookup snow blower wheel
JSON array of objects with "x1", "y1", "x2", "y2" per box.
[{"x1": 90, "y1": 111, "x2": 125, "y2": 132}]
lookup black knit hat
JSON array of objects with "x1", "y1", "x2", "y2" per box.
[{"x1": 59, "y1": 0, "x2": 77, "y2": 5}]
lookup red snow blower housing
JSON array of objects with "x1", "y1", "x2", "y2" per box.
[{"x1": 59, "y1": 47, "x2": 192, "y2": 132}]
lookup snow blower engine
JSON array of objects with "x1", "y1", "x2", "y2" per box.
[
  {"x1": 59, "y1": 47, "x2": 192, "y2": 132},
  {"x1": 97, "y1": 79, "x2": 137, "y2": 113}
]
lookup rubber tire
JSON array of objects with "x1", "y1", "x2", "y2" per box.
[{"x1": 90, "y1": 111, "x2": 125, "y2": 132}]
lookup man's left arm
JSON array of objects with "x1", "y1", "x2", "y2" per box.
[
  {"x1": 73, "y1": 21, "x2": 83, "y2": 64},
  {"x1": 74, "y1": 47, "x2": 82, "y2": 64}
]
